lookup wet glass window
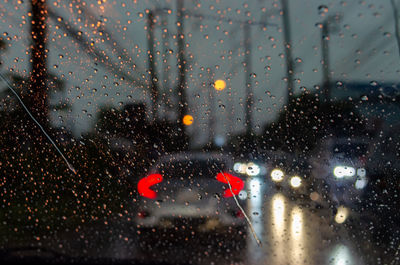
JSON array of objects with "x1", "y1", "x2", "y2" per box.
[{"x1": 1, "y1": 0, "x2": 400, "y2": 264}]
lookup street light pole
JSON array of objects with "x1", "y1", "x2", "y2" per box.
[
  {"x1": 281, "y1": 0, "x2": 295, "y2": 104},
  {"x1": 244, "y1": 23, "x2": 253, "y2": 136},
  {"x1": 321, "y1": 20, "x2": 331, "y2": 101},
  {"x1": 176, "y1": 0, "x2": 188, "y2": 135},
  {"x1": 207, "y1": 70, "x2": 215, "y2": 144},
  {"x1": 147, "y1": 11, "x2": 159, "y2": 121},
  {"x1": 30, "y1": 0, "x2": 48, "y2": 128}
]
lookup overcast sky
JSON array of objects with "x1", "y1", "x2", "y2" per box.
[{"x1": 0, "y1": 0, "x2": 399, "y2": 146}]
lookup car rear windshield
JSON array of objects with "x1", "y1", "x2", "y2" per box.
[{"x1": 156, "y1": 160, "x2": 228, "y2": 178}]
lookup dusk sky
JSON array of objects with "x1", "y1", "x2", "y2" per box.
[{"x1": 0, "y1": 0, "x2": 399, "y2": 146}]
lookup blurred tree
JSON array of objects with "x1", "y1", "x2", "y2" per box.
[
  {"x1": 260, "y1": 92, "x2": 366, "y2": 154},
  {"x1": 94, "y1": 103, "x2": 188, "y2": 180}
]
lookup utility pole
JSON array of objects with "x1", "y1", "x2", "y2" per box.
[
  {"x1": 244, "y1": 23, "x2": 253, "y2": 136},
  {"x1": 207, "y1": 69, "x2": 215, "y2": 144},
  {"x1": 321, "y1": 20, "x2": 331, "y2": 101},
  {"x1": 29, "y1": 0, "x2": 48, "y2": 127},
  {"x1": 281, "y1": 0, "x2": 295, "y2": 104},
  {"x1": 147, "y1": 11, "x2": 159, "y2": 121},
  {"x1": 176, "y1": 0, "x2": 188, "y2": 135}
]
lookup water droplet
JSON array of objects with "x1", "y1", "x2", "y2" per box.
[
  {"x1": 370, "y1": 81, "x2": 378, "y2": 86},
  {"x1": 318, "y1": 5, "x2": 328, "y2": 15}
]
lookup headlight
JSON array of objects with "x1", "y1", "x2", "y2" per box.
[
  {"x1": 290, "y1": 176, "x2": 302, "y2": 188},
  {"x1": 357, "y1": 168, "x2": 366, "y2": 177},
  {"x1": 333, "y1": 166, "x2": 355, "y2": 178},
  {"x1": 334, "y1": 206, "x2": 349, "y2": 224},
  {"x1": 246, "y1": 162, "x2": 260, "y2": 176},
  {"x1": 271, "y1": 168, "x2": 284, "y2": 182},
  {"x1": 233, "y1": 162, "x2": 247, "y2": 174},
  {"x1": 355, "y1": 177, "x2": 368, "y2": 189}
]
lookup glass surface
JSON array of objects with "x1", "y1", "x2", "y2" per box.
[{"x1": 0, "y1": 0, "x2": 399, "y2": 264}]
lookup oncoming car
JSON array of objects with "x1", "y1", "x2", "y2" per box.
[
  {"x1": 134, "y1": 152, "x2": 248, "y2": 250},
  {"x1": 266, "y1": 154, "x2": 313, "y2": 199},
  {"x1": 309, "y1": 137, "x2": 371, "y2": 211}
]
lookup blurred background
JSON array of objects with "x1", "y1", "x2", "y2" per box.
[{"x1": 0, "y1": 0, "x2": 399, "y2": 264}]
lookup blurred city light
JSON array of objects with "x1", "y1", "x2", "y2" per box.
[
  {"x1": 333, "y1": 166, "x2": 355, "y2": 178},
  {"x1": 214, "y1": 79, "x2": 226, "y2": 91},
  {"x1": 290, "y1": 176, "x2": 302, "y2": 188},
  {"x1": 272, "y1": 193, "x2": 285, "y2": 228},
  {"x1": 246, "y1": 162, "x2": 260, "y2": 176},
  {"x1": 182, "y1": 114, "x2": 194, "y2": 126},
  {"x1": 329, "y1": 244, "x2": 353, "y2": 265},
  {"x1": 355, "y1": 177, "x2": 368, "y2": 189},
  {"x1": 271, "y1": 168, "x2": 284, "y2": 182},
  {"x1": 357, "y1": 168, "x2": 366, "y2": 177},
  {"x1": 290, "y1": 206, "x2": 304, "y2": 264},
  {"x1": 334, "y1": 206, "x2": 349, "y2": 224}
]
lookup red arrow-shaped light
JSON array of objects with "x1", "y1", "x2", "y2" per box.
[
  {"x1": 138, "y1": 173, "x2": 163, "y2": 199},
  {"x1": 216, "y1": 172, "x2": 244, "y2": 198}
]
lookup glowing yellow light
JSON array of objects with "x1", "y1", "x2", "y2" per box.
[
  {"x1": 334, "y1": 206, "x2": 349, "y2": 224},
  {"x1": 182, "y1": 114, "x2": 194, "y2": 126},
  {"x1": 271, "y1": 169, "x2": 284, "y2": 182},
  {"x1": 214, "y1": 79, "x2": 226, "y2": 91}
]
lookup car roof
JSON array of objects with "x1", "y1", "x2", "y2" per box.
[{"x1": 155, "y1": 152, "x2": 234, "y2": 165}]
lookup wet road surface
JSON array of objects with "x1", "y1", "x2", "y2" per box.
[
  {"x1": 31, "y1": 177, "x2": 372, "y2": 264},
  {"x1": 245, "y1": 178, "x2": 363, "y2": 265}
]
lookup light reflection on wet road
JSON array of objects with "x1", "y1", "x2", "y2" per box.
[
  {"x1": 246, "y1": 177, "x2": 361, "y2": 265},
  {"x1": 37, "y1": 177, "x2": 365, "y2": 265}
]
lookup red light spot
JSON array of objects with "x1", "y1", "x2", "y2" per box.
[
  {"x1": 216, "y1": 172, "x2": 244, "y2": 198},
  {"x1": 138, "y1": 174, "x2": 163, "y2": 199},
  {"x1": 236, "y1": 210, "x2": 245, "y2": 218}
]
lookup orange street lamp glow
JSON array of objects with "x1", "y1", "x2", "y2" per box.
[
  {"x1": 183, "y1": 114, "x2": 194, "y2": 126},
  {"x1": 214, "y1": 79, "x2": 226, "y2": 91}
]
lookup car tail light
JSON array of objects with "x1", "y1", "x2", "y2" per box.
[
  {"x1": 216, "y1": 172, "x2": 244, "y2": 198},
  {"x1": 137, "y1": 173, "x2": 163, "y2": 199}
]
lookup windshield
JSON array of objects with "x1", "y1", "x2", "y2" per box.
[{"x1": 0, "y1": 0, "x2": 399, "y2": 264}]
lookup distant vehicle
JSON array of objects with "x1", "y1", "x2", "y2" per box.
[
  {"x1": 309, "y1": 136, "x2": 371, "y2": 211},
  {"x1": 135, "y1": 152, "x2": 248, "y2": 250},
  {"x1": 233, "y1": 151, "x2": 313, "y2": 201}
]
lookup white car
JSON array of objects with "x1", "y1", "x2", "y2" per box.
[{"x1": 134, "y1": 152, "x2": 248, "y2": 247}]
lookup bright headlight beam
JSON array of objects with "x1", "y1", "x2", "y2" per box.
[
  {"x1": 334, "y1": 166, "x2": 355, "y2": 178},
  {"x1": 290, "y1": 176, "x2": 302, "y2": 188},
  {"x1": 246, "y1": 162, "x2": 260, "y2": 176},
  {"x1": 271, "y1": 169, "x2": 284, "y2": 182}
]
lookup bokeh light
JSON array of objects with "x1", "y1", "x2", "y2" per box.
[
  {"x1": 182, "y1": 114, "x2": 194, "y2": 126},
  {"x1": 214, "y1": 79, "x2": 226, "y2": 91}
]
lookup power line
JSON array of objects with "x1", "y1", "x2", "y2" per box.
[{"x1": 47, "y1": 8, "x2": 145, "y2": 87}]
